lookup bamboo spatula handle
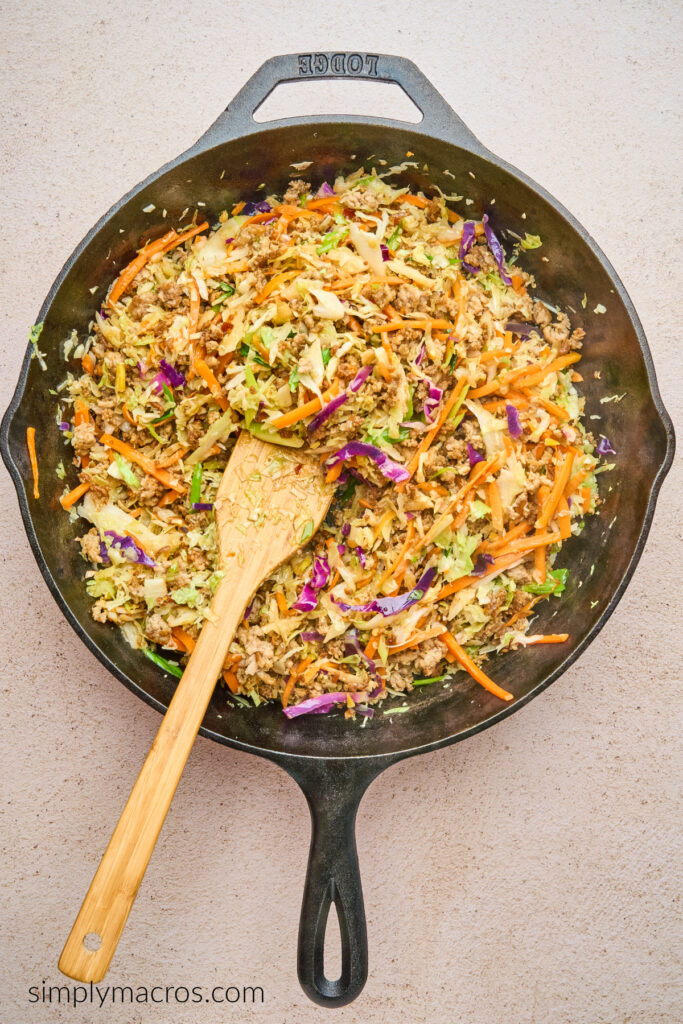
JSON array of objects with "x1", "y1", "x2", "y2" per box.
[{"x1": 58, "y1": 575, "x2": 248, "y2": 983}]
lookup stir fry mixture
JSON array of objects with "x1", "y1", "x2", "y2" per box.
[{"x1": 49, "y1": 168, "x2": 614, "y2": 719}]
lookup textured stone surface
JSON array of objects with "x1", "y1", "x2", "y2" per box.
[{"x1": 1, "y1": 2, "x2": 681, "y2": 1022}]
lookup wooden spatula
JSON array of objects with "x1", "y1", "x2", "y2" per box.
[{"x1": 59, "y1": 431, "x2": 334, "y2": 983}]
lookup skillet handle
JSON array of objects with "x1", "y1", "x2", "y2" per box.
[
  {"x1": 192, "y1": 52, "x2": 485, "y2": 153},
  {"x1": 285, "y1": 758, "x2": 384, "y2": 1008}
]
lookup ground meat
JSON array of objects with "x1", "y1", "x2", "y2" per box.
[
  {"x1": 72, "y1": 421, "x2": 96, "y2": 457},
  {"x1": 242, "y1": 635, "x2": 276, "y2": 676},
  {"x1": 283, "y1": 179, "x2": 309, "y2": 204},
  {"x1": 79, "y1": 528, "x2": 104, "y2": 563},
  {"x1": 532, "y1": 300, "x2": 552, "y2": 327},
  {"x1": 145, "y1": 613, "x2": 172, "y2": 646},
  {"x1": 126, "y1": 292, "x2": 155, "y2": 318},
  {"x1": 425, "y1": 198, "x2": 442, "y2": 222},
  {"x1": 157, "y1": 280, "x2": 184, "y2": 308},
  {"x1": 137, "y1": 475, "x2": 165, "y2": 506},
  {"x1": 183, "y1": 418, "x2": 204, "y2": 446},
  {"x1": 360, "y1": 283, "x2": 397, "y2": 308},
  {"x1": 543, "y1": 312, "x2": 571, "y2": 347}
]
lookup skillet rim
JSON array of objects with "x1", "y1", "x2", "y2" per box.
[{"x1": 1, "y1": 115, "x2": 675, "y2": 768}]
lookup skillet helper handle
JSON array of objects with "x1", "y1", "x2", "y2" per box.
[
  {"x1": 290, "y1": 760, "x2": 382, "y2": 1008},
  {"x1": 193, "y1": 51, "x2": 485, "y2": 152},
  {"x1": 58, "y1": 574, "x2": 249, "y2": 983}
]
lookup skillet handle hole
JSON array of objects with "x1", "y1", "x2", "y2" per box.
[
  {"x1": 253, "y1": 80, "x2": 423, "y2": 125},
  {"x1": 321, "y1": 889, "x2": 343, "y2": 984}
]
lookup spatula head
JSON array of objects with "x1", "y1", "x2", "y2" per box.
[{"x1": 214, "y1": 431, "x2": 335, "y2": 579}]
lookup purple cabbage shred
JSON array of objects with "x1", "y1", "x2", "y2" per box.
[
  {"x1": 334, "y1": 567, "x2": 437, "y2": 617},
  {"x1": 467, "y1": 442, "x2": 485, "y2": 467},
  {"x1": 103, "y1": 531, "x2": 156, "y2": 567},
  {"x1": 307, "y1": 392, "x2": 348, "y2": 434},
  {"x1": 349, "y1": 365, "x2": 372, "y2": 392},
  {"x1": 325, "y1": 441, "x2": 410, "y2": 483},
  {"x1": 472, "y1": 553, "x2": 495, "y2": 577},
  {"x1": 596, "y1": 436, "x2": 616, "y2": 456},
  {"x1": 482, "y1": 214, "x2": 512, "y2": 285},
  {"x1": 242, "y1": 200, "x2": 271, "y2": 216},
  {"x1": 283, "y1": 691, "x2": 366, "y2": 719},
  {"x1": 459, "y1": 221, "x2": 479, "y2": 273},
  {"x1": 506, "y1": 403, "x2": 523, "y2": 439}
]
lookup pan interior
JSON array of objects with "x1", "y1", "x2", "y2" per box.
[{"x1": 4, "y1": 120, "x2": 671, "y2": 760}]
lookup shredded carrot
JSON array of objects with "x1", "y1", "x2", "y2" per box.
[
  {"x1": 275, "y1": 591, "x2": 290, "y2": 617},
  {"x1": 438, "y1": 630, "x2": 513, "y2": 701},
  {"x1": 524, "y1": 634, "x2": 569, "y2": 645},
  {"x1": 495, "y1": 530, "x2": 562, "y2": 557},
  {"x1": 193, "y1": 358, "x2": 229, "y2": 411},
  {"x1": 513, "y1": 352, "x2": 582, "y2": 389},
  {"x1": 271, "y1": 381, "x2": 339, "y2": 429},
  {"x1": 533, "y1": 484, "x2": 550, "y2": 583},
  {"x1": 557, "y1": 494, "x2": 572, "y2": 540},
  {"x1": 305, "y1": 196, "x2": 340, "y2": 211},
  {"x1": 108, "y1": 230, "x2": 177, "y2": 306},
  {"x1": 399, "y1": 194, "x2": 428, "y2": 208},
  {"x1": 469, "y1": 353, "x2": 581, "y2": 399},
  {"x1": 189, "y1": 280, "x2": 201, "y2": 332},
  {"x1": 161, "y1": 221, "x2": 209, "y2": 254},
  {"x1": 81, "y1": 352, "x2": 96, "y2": 375},
  {"x1": 223, "y1": 670, "x2": 240, "y2": 694},
  {"x1": 579, "y1": 485, "x2": 592, "y2": 513},
  {"x1": 503, "y1": 596, "x2": 540, "y2": 631},
  {"x1": 373, "y1": 318, "x2": 452, "y2": 333},
  {"x1": 172, "y1": 627, "x2": 196, "y2": 653},
  {"x1": 231, "y1": 201, "x2": 245, "y2": 215},
  {"x1": 282, "y1": 655, "x2": 313, "y2": 708},
  {"x1": 59, "y1": 480, "x2": 90, "y2": 509},
  {"x1": 510, "y1": 272, "x2": 526, "y2": 295},
  {"x1": 480, "y1": 521, "x2": 531, "y2": 553},
  {"x1": 528, "y1": 392, "x2": 570, "y2": 421},
  {"x1": 122, "y1": 403, "x2": 136, "y2": 426},
  {"x1": 434, "y1": 551, "x2": 521, "y2": 602},
  {"x1": 364, "y1": 634, "x2": 380, "y2": 660},
  {"x1": 376, "y1": 520, "x2": 415, "y2": 589},
  {"x1": 255, "y1": 269, "x2": 298, "y2": 304},
  {"x1": 99, "y1": 434, "x2": 185, "y2": 493},
  {"x1": 325, "y1": 461, "x2": 344, "y2": 484},
  {"x1": 487, "y1": 480, "x2": 504, "y2": 533},
  {"x1": 372, "y1": 509, "x2": 395, "y2": 543},
  {"x1": 73, "y1": 399, "x2": 91, "y2": 427},
  {"x1": 386, "y1": 624, "x2": 445, "y2": 654},
  {"x1": 536, "y1": 451, "x2": 576, "y2": 530},
  {"x1": 155, "y1": 446, "x2": 188, "y2": 468},
  {"x1": 447, "y1": 453, "x2": 506, "y2": 515},
  {"x1": 565, "y1": 467, "x2": 591, "y2": 497},
  {"x1": 108, "y1": 222, "x2": 209, "y2": 306},
  {"x1": 402, "y1": 377, "x2": 469, "y2": 484},
  {"x1": 26, "y1": 427, "x2": 39, "y2": 499}
]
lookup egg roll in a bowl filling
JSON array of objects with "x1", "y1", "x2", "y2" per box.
[{"x1": 48, "y1": 168, "x2": 616, "y2": 720}]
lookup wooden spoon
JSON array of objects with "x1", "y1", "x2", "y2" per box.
[{"x1": 59, "y1": 431, "x2": 334, "y2": 982}]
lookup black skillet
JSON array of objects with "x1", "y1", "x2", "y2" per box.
[{"x1": 1, "y1": 53, "x2": 674, "y2": 1007}]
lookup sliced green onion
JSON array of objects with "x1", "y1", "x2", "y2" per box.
[
  {"x1": 144, "y1": 648, "x2": 183, "y2": 678},
  {"x1": 190, "y1": 463, "x2": 203, "y2": 506},
  {"x1": 412, "y1": 672, "x2": 448, "y2": 686}
]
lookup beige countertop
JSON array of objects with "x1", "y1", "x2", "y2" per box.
[{"x1": 2, "y1": 2, "x2": 681, "y2": 1022}]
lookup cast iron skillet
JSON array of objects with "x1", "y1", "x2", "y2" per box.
[{"x1": 1, "y1": 53, "x2": 674, "y2": 1007}]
